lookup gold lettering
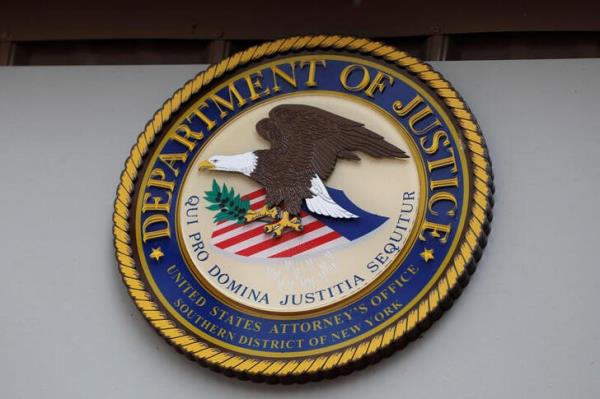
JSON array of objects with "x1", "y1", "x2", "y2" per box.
[
  {"x1": 427, "y1": 148, "x2": 458, "y2": 173},
  {"x1": 187, "y1": 102, "x2": 216, "y2": 130},
  {"x1": 392, "y1": 95, "x2": 424, "y2": 117},
  {"x1": 430, "y1": 176, "x2": 459, "y2": 190},
  {"x1": 209, "y1": 83, "x2": 247, "y2": 118},
  {"x1": 420, "y1": 130, "x2": 450, "y2": 154},
  {"x1": 394, "y1": 97, "x2": 443, "y2": 134},
  {"x1": 142, "y1": 191, "x2": 172, "y2": 213},
  {"x1": 419, "y1": 220, "x2": 451, "y2": 244},
  {"x1": 300, "y1": 59, "x2": 326, "y2": 87},
  {"x1": 159, "y1": 152, "x2": 188, "y2": 177},
  {"x1": 147, "y1": 168, "x2": 175, "y2": 191},
  {"x1": 271, "y1": 63, "x2": 297, "y2": 92},
  {"x1": 365, "y1": 71, "x2": 394, "y2": 97},
  {"x1": 428, "y1": 191, "x2": 458, "y2": 217},
  {"x1": 409, "y1": 106, "x2": 441, "y2": 135},
  {"x1": 340, "y1": 64, "x2": 370, "y2": 92},
  {"x1": 245, "y1": 71, "x2": 270, "y2": 101},
  {"x1": 172, "y1": 125, "x2": 204, "y2": 151},
  {"x1": 142, "y1": 214, "x2": 171, "y2": 242}
]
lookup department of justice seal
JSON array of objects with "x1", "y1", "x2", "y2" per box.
[{"x1": 113, "y1": 36, "x2": 493, "y2": 382}]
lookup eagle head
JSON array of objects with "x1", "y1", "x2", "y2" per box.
[{"x1": 198, "y1": 152, "x2": 257, "y2": 176}]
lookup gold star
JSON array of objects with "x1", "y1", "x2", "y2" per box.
[
  {"x1": 149, "y1": 247, "x2": 164, "y2": 261},
  {"x1": 420, "y1": 248, "x2": 434, "y2": 262}
]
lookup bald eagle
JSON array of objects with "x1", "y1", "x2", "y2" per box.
[{"x1": 199, "y1": 104, "x2": 408, "y2": 237}]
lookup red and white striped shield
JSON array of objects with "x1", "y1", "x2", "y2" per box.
[{"x1": 210, "y1": 188, "x2": 388, "y2": 259}]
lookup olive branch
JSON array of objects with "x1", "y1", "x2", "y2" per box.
[{"x1": 204, "y1": 179, "x2": 250, "y2": 224}]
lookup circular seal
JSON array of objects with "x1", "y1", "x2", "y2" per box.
[{"x1": 113, "y1": 36, "x2": 493, "y2": 382}]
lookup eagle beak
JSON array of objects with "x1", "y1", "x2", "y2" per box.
[{"x1": 198, "y1": 160, "x2": 215, "y2": 170}]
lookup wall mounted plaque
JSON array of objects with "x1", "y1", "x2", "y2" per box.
[{"x1": 113, "y1": 35, "x2": 493, "y2": 382}]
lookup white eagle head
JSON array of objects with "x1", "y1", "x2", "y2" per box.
[{"x1": 198, "y1": 152, "x2": 257, "y2": 176}]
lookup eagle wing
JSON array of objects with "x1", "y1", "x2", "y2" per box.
[
  {"x1": 255, "y1": 118, "x2": 288, "y2": 154},
  {"x1": 255, "y1": 104, "x2": 408, "y2": 218},
  {"x1": 269, "y1": 104, "x2": 408, "y2": 181}
]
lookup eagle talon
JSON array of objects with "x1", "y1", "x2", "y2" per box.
[
  {"x1": 263, "y1": 211, "x2": 303, "y2": 238},
  {"x1": 289, "y1": 216, "x2": 302, "y2": 232},
  {"x1": 264, "y1": 224, "x2": 283, "y2": 238},
  {"x1": 245, "y1": 205, "x2": 279, "y2": 223}
]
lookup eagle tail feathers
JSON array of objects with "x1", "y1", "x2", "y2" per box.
[{"x1": 306, "y1": 175, "x2": 358, "y2": 219}]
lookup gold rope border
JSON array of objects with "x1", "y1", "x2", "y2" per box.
[{"x1": 113, "y1": 35, "x2": 493, "y2": 382}]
